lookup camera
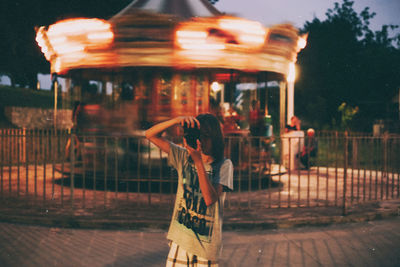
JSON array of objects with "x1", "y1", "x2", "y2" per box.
[{"x1": 183, "y1": 122, "x2": 200, "y2": 149}]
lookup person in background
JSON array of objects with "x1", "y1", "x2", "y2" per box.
[
  {"x1": 145, "y1": 113, "x2": 233, "y2": 266},
  {"x1": 285, "y1": 115, "x2": 301, "y2": 132},
  {"x1": 65, "y1": 101, "x2": 83, "y2": 160},
  {"x1": 298, "y1": 128, "x2": 318, "y2": 169},
  {"x1": 249, "y1": 99, "x2": 264, "y2": 137}
]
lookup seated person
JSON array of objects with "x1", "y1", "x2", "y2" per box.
[{"x1": 298, "y1": 128, "x2": 318, "y2": 169}]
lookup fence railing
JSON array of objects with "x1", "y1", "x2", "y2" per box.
[{"x1": 1, "y1": 129, "x2": 399, "y2": 214}]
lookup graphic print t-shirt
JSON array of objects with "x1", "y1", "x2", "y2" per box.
[{"x1": 166, "y1": 143, "x2": 233, "y2": 261}]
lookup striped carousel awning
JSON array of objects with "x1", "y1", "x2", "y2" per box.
[{"x1": 111, "y1": 0, "x2": 221, "y2": 20}]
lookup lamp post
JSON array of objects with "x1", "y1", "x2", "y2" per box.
[
  {"x1": 286, "y1": 62, "x2": 296, "y2": 125},
  {"x1": 52, "y1": 73, "x2": 58, "y2": 129}
]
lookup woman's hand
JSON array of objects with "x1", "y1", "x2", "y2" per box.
[
  {"x1": 178, "y1": 116, "x2": 200, "y2": 129},
  {"x1": 183, "y1": 138, "x2": 202, "y2": 162}
]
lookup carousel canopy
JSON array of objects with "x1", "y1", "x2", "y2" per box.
[
  {"x1": 111, "y1": 0, "x2": 221, "y2": 21},
  {"x1": 35, "y1": 0, "x2": 307, "y2": 76}
]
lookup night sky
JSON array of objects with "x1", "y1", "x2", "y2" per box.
[{"x1": 216, "y1": 0, "x2": 400, "y2": 33}]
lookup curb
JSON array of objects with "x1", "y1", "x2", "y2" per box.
[
  {"x1": 1, "y1": 206, "x2": 398, "y2": 231},
  {"x1": 223, "y1": 209, "x2": 399, "y2": 231}
]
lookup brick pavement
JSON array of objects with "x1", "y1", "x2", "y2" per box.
[{"x1": 1, "y1": 218, "x2": 399, "y2": 267}]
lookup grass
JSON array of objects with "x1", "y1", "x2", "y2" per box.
[{"x1": 0, "y1": 85, "x2": 55, "y2": 108}]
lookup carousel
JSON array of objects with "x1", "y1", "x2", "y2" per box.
[
  {"x1": 36, "y1": 0, "x2": 306, "y2": 135},
  {"x1": 35, "y1": 0, "x2": 306, "y2": 181}
]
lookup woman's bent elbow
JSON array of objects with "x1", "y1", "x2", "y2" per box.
[{"x1": 205, "y1": 196, "x2": 218, "y2": 207}]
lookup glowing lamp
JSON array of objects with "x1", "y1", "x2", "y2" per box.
[
  {"x1": 211, "y1": 81, "x2": 220, "y2": 92},
  {"x1": 297, "y1": 35, "x2": 307, "y2": 50}
]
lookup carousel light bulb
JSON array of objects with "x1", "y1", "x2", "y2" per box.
[
  {"x1": 211, "y1": 81, "x2": 220, "y2": 92},
  {"x1": 297, "y1": 37, "x2": 307, "y2": 50}
]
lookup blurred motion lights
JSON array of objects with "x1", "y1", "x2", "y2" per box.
[
  {"x1": 36, "y1": 18, "x2": 114, "y2": 72},
  {"x1": 297, "y1": 34, "x2": 307, "y2": 50},
  {"x1": 35, "y1": 14, "x2": 306, "y2": 76},
  {"x1": 176, "y1": 16, "x2": 267, "y2": 52}
]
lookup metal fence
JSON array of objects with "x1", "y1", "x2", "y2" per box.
[{"x1": 1, "y1": 129, "x2": 399, "y2": 214}]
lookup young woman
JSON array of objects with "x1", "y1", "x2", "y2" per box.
[{"x1": 145, "y1": 113, "x2": 233, "y2": 266}]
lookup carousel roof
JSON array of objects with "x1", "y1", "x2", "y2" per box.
[
  {"x1": 35, "y1": 1, "x2": 307, "y2": 76},
  {"x1": 110, "y1": 0, "x2": 221, "y2": 21}
]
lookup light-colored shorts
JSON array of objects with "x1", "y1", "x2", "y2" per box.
[{"x1": 166, "y1": 242, "x2": 218, "y2": 267}]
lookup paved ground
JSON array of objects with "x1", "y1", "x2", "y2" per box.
[
  {"x1": 1, "y1": 218, "x2": 399, "y2": 267},
  {"x1": 1, "y1": 164, "x2": 400, "y2": 266}
]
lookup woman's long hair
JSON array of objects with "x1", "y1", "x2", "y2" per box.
[{"x1": 197, "y1": 113, "x2": 224, "y2": 162}]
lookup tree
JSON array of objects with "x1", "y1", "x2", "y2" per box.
[{"x1": 295, "y1": 0, "x2": 400, "y2": 131}]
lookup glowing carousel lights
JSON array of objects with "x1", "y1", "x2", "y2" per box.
[
  {"x1": 36, "y1": 18, "x2": 114, "y2": 72},
  {"x1": 35, "y1": 4, "x2": 307, "y2": 75},
  {"x1": 218, "y1": 17, "x2": 267, "y2": 47},
  {"x1": 176, "y1": 17, "x2": 267, "y2": 52},
  {"x1": 297, "y1": 34, "x2": 308, "y2": 50}
]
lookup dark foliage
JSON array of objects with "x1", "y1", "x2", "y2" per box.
[{"x1": 296, "y1": 0, "x2": 400, "y2": 131}]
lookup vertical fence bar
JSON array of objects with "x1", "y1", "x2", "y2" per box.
[
  {"x1": 226, "y1": 137, "x2": 232, "y2": 209},
  {"x1": 82, "y1": 135, "x2": 86, "y2": 209},
  {"x1": 248, "y1": 138, "x2": 252, "y2": 208},
  {"x1": 17, "y1": 129, "x2": 20, "y2": 196},
  {"x1": 375, "y1": 137, "x2": 379, "y2": 200},
  {"x1": 147, "y1": 138, "x2": 152, "y2": 205},
  {"x1": 324, "y1": 137, "x2": 328, "y2": 206},
  {"x1": 1, "y1": 129, "x2": 3, "y2": 197},
  {"x1": 288, "y1": 137, "x2": 291, "y2": 208},
  {"x1": 104, "y1": 137, "x2": 108, "y2": 208},
  {"x1": 8, "y1": 129, "x2": 12, "y2": 194},
  {"x1": 350, "y1": 138, "x2": 355, "y2": 203},
  {"x1": 267, "y1": 140, "x2": 272, "y2": 208},
  {"x1": 238, "y1": 137, "x2": 242, "y2": 209},
  {"x1": 278, "y1": 139, "x2": 282, "y2": 208},
  {"x1": 384, "y1": 135, "x2": 389, "y2": 200},
  {"x1": 368, "y1": 137, "x2": 373, "y2": 200},
  {"x1": 114, "y1": 137, "x2": 119, "y2": 201},
  {"x1": 257, "y1": 138, "x2": 262, "y2": 191},
  {"x1": 137, "y1": 138, "x2": 141, "y2": 196},
  {"x1": 316, "y1": 150, "x2": 320, "y2": 207},
  {"x1": 297, "y1": 137, "x2": 301, "y2": 207},
  {"x1": 51, "y1": 129, "x2": 56, "y2": 201},
  {"x1": 159, "y1": 143, "x2": 163, "y2": 201},
  {"x1": 334, "y1": 132, "x2": 338, "y2": 206},
  {"x1": 43, "y1": 129, "x2": 47, "y2": 202},
  {"x1": 60, "y1": 130, "x2": 66, "y2": 207},
  {"x1": 70, "y1": 132, "x2": 75, "y2": 210},
  {"x1": 306, "y1": 135, "x2": 311, "y2": 207},
  {"x1": 342, "y1": 131, "x2": 348, "y2": 215},
  {"x1": 34, "y1": 129, "x2": 38, "y2": 199},
  {"x1": 397, "y1": 138, "x2": 400, "y2": 198},
  {"x1": 93, "y1": 136, "x2": 97, "y2": 207},
  {"x1": 390, "y1": 138, "x2": 394, "y2": 199},
  {"x1": 25, "y1": 129, "x2": 29, "y2": 196},
  {"x1": 126, "y1": 138, "x2": 130, "y2": 201},
  {"x1": 380, "y1": 136, "x2": 384, "y2": 200},
  {"x1": 362, "y1": 138, "x2": 366, "y2": 202}
]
